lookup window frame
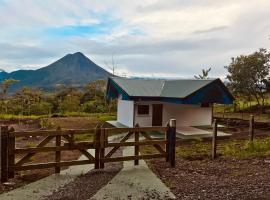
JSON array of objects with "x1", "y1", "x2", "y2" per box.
[{"x1": 137, "y1": 104, "x2": 150, "y2": 115}]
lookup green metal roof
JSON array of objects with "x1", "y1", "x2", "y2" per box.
[{"x1": 111, "y1": 77, "x2": 215, "y2": 98}]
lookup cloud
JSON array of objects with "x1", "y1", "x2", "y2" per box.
[{"x1": 0, "y1": 0, "x2": 270, "y2": 78}]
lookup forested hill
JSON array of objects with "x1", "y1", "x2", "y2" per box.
[{"x1": 0, "y1": 52, "x2": 112, "y2": 90}]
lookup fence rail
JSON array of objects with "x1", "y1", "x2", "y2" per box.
[{"x1": 0, "y1": 119, "x2": 176, "y2": 183}]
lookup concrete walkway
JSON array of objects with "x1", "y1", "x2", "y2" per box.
[
  {"x1": 176, "y1": 126, "x2": 231, "y2": 139},
  {"x1": 91, "y1": 146, "x2": 175, "y2": 200}
]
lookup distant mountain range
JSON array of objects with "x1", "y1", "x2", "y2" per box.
[{"x1": 0, "y1": 52, "x2": 112, "y2": 91}]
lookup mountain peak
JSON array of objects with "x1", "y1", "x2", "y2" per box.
[
  {"x1": 0, "y1": 52, "x2": 111, "y2": 90},
  {"x1": 73, "y1": 52, "x2": 84, "y2": 56},
  {"x1": 65, "y1": 52, "x2": 87, "y2": 59}
]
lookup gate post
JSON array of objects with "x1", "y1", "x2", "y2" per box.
[
  {"x1": 55, "y1": 127, "x2": 61, "y2": 174},
  {"x1": 8, "y1": 127, "x2": 15, "y2": 178},
  {"x1": 168, "y1": 119, "x2": 176, "y2": 167},
  {"x1": 134, "y1": 123, "x2": 139, "y2": 165},
  {"x1": 165, "y1": 123, "x2": 170, "y2": 162},
  {"x1": 249, "y1": 115, "x2": 254, "y2": 142},
  {"x1": 94, "y1": 124, "x2": 101, "y2": 169},
  {"x1": 100, "y1": 128, "x2": 105, "y2": 169},
  {"x1": 1, "y1": 126, "x2": 9, "y2": 182},
  {"x1": 212, "y1": 119, "x2": 217, "y2": 159}
]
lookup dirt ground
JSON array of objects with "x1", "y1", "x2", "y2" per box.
[{"x1": 147, "y1": 156, "x2": 270, "y2": 200}]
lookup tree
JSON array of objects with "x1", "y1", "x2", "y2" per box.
[
  {"x1": 194, "y1": 67, "x2": 211, "y2": 79},
  {"x1": 1, "y1": 79, "x2": 19, "y2": 96},
  {"x1": 225, "y1": 48, "x2": 270, "y2": 108},
  {"x1": 105, "y1": 55, "x2": 117, "y2": 76},
  {"x1": 0, "y1": 79, "x2": 19, "y2": 113}
]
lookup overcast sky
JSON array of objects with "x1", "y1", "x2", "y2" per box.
[{"x1": 0, "y1": 0, "x2": 270, "y2": 78}]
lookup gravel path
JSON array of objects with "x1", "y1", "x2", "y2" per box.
[
  {"x1": 148, "y1": 157, "x2": 270, "y2": 200},
  {"x1": 42, "y1": 149, "x2": 123, "y2": 200}
]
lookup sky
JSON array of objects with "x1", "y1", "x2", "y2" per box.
[{"x1": 0, "y1": 0, "x2": 270, "y2": 79}]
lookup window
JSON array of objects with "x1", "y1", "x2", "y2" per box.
[
  {"x1": 137, "y1": 105, "x2": 149, "y2": 115},
  {"x1": 201, "y1": 103, "x2": 210, "y2": 107}
]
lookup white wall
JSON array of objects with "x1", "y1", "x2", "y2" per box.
[
  {"x1": 117, "y1": 99, "x2": 134, "y2": 127},
  {"x1": 132, "y1": 101, "x2": 212, "y2": 127},
  {"x1": 163, "y1": 103, "x2": 212, "y2": 127}
]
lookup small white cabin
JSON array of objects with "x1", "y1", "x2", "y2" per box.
[{"x1": 106, "y1": 77, "x2": 234, "y2": 128}]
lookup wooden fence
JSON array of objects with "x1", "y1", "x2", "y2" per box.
[
  {"x1": 0, "y1": 119, "x2": 176, "y2": 183},
  {"x1": 212, "y1": 115, "x2": 255, "y2": 159}
]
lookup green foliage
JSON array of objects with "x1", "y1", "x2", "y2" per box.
[
  {"x1": 0, "y1": 114, "x2": 42, "y2": 120},
  {"x1": 176, "y1": 140, "x2": 211, "y2": 158},
  {"x1": 31, "y1": 102, "x2": 52, "y2": 115},
  {"x1": 0, "y1": 61, "x2": 115, "y2": 118},
  {"x1": 96, "y1": 114, "x2": 116, "y2": 122},
  {"x1": 0, "y1": 78, "x2": 116, "y2": 117},
  {"x1": 82, "y1": 100, "x2": 106, "y2": 113},
  {"x1": 225, "y1": 48, "x2": 270, "y2": 106},
  {"x1": 222, "y1": 138, "x2": 270, "y2": 158}
]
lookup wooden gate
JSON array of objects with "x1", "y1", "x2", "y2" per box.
[
  {"x1": 0, "y1": 127, "x2": 97, "y2": 182},
  {"x1": 1, "y1": 119, "x2": 176, "y2": 183},
  {"x1": 93, "y1": 119, "x2": 176, "y2": 169}
]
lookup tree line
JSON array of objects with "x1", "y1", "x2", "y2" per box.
[{"x1": 0, "y1": 80, "x2": 116, "y2": 116}]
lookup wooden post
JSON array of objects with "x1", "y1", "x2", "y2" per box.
[
  {"x1": 8, "y1": 127, "x2": 15, "y2": 178},
  {"x1": 1, "y1": 126, "x2": 9, "y2": 182},
  {"x1": 134, "y1": 123, "x2": 139, "y2": 165},
  {"x1": 94, "y1": 124, "x2": 101, "y2": 169},
  {"x1": 100, "y1": 128, "x2": 105, "y2": 169},
  {"x1": 249, "y1": 115, "x2": 254, "y2": 142},
  {"x1": 169, "y1": 119, "x2": 176, "y2": 167},
  {"x1": 55, "y1": 127, "x2": 61, "y2": 173},
  {"x1": 165, "y1": 123, "x2": 170, "y2": 162},
  {"x1": 212, "y1": 119, "x2": 217, "y2": 159}
]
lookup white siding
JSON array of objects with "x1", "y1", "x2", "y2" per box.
[
  {"x1": 117, "y1": 99, "x2": 134, "y2": 127},
  {"x1": 163, "y1": 103, "x2": 212, "y2": 127},
  {"x1": 133, "y1": 101, "x2": 212, "y2": 127}
]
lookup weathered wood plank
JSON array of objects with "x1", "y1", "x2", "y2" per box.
[
  {"x1": 102, "y1": 153, "x2": 166, "y2": 163},
  {"x1": 1, "y1": 126, "x2": 9, "y2": 182},
  {"x1": 134, "y1": 124, "x2": 139, "y2": 165},
  {"x1": 104, "y1": 126, "x2": 167, "y2": 134},
  {"x1": 168, "y1": 119, "x2": 176, "y2": 167},
  {"x1": 55, "y1": 128, "x2": 61, "y2": 173},
  {"x1": 11, "y1": 129, "x2": 95, "y2": 137},
  {"x1": 14, "y1": 142, "x2": 94, "y2": 154},
  {"x1": 106, "y1": 140, "x2": 167, "y2": 147},
  {"x1": 212, "y1": 119, "x2": 217, "y2": 159},
  {"x1": 100, "y1": 129, "x2": 105, "y2": 169},
  {"x1": 94, "y1": 124, "x2": 101, "y2": 169},
  {"x1": 8, "y1": 127, "x2": 15, "y2": 178},
  {"x1": 249, "y1": 115, "x2": 254, "y2": 142},
  {"x1": 13, "y1": 160, "x2": 95, "y2": 171}
]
